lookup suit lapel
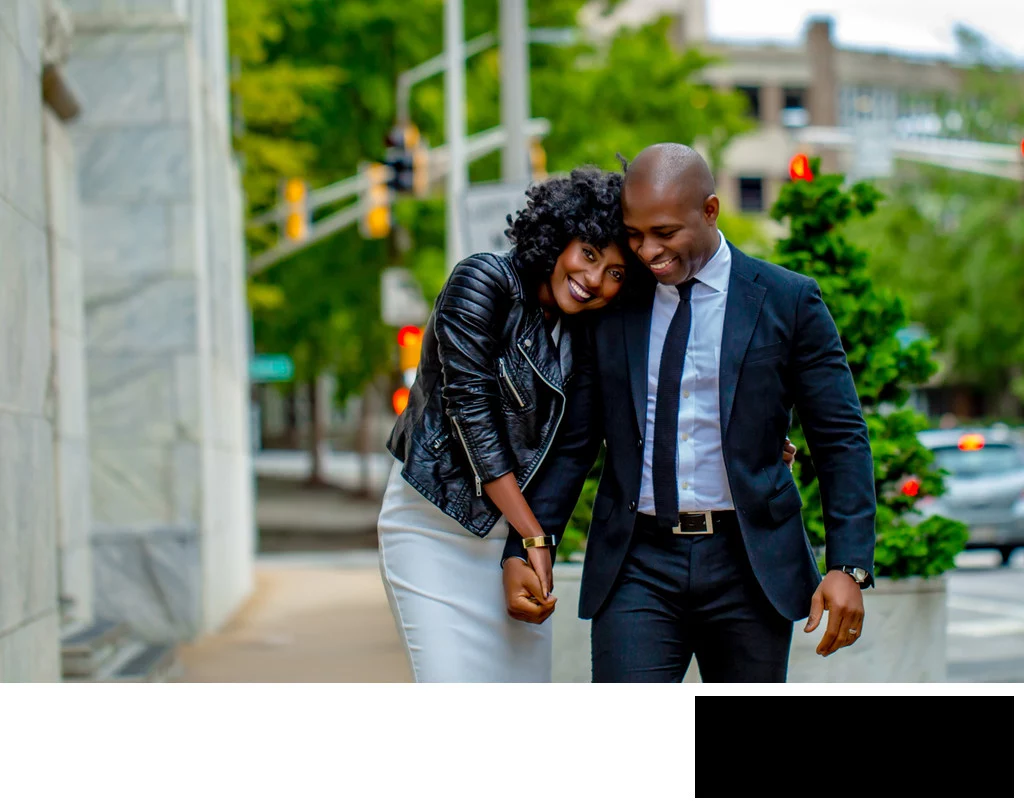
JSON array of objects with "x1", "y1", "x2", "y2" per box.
[
  {"x1": 719, "y1": 245, "x2": 766, "y2": 437},
  {"x1": 622, "y1": 285, "x2": 655, "y2": 438}
]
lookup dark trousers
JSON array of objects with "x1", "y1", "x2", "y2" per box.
[{"x1": 591, "y1": 513, "x2": 794, "y2": 683}]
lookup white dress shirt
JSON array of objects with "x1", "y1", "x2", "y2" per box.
[{"x1": 638, "y1": 230, "x2": 735, "y2": 514}]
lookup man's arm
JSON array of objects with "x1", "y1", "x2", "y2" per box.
[
  {"x1": 790, "y1": 278, "x2": 875, "y2": 655},
  {"x1": 790, "y1": 278, "x2": 876, "y2": 573}
]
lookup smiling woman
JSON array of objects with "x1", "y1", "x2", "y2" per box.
[{"x1": 377, "y1": 166, "x2": 633, "y2": 682}]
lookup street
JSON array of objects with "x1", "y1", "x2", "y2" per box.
[{"x1": 947, "y1": 550, "x2": 1024, "y2": 682}]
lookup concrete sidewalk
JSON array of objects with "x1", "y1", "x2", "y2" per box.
[{"x1": 173, "y1": 554, "x2": 411, "y2": 683}]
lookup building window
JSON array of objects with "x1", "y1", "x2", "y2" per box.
[
  {"x1": 738, "y1": 177, "x2": 764, "y2": 213},
  {"x1": 736, "y1": 85, "x2": 760, "y2": 119},
  {"x1": 781, "y1": 87, "x2": 809, "y2": 127},
  {"x1": 783, "y1": 87, "x2": 807, "y2": 110}
]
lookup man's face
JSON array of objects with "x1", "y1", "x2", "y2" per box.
[{"x1": 621, "y1": 178, "x2": 718, "y2": 286}]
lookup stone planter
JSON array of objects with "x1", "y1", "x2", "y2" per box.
[
  {"x1": 553, "y1": 565, "x2": 949, "y2": 683},
  {"x1": 786, "y1": 575, "x2": 948, "y2": 683},
  {"x1": 551, "y1": 562, "x2": 591, "y2": 682},
  {"x1": 684, "y1": 574, "x2": 949, "y2": 683}
]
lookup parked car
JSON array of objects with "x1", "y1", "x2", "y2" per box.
[{"x1": 908, "y1": 426, "x2": 1024, "y2": 565}]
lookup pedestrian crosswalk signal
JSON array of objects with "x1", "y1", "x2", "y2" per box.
[{"x1": 360, "y1": 162, "x2": 391, "y2": 240}]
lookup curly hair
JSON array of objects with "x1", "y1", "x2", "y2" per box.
[{"x1": 504, "y1": 166, "x2": 628, "y2": 289}]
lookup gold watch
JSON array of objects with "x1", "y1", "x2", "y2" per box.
[{"x1": 521, "y1": 534, "x2": 558, "y2": 550}]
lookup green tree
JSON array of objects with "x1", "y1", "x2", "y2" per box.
[
  {"x1": 844, "y1": 25, "x2": 1024, "y2": 418},
  {"x1": 229, "y1": 1, "x2": 755, "y2": 490},
  {"x1": 771, "y1": 158, "x2": 969, "y2": 578}
]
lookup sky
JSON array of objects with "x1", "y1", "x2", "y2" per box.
[{"x1": 613, "y1": 0, "x2": 1024, "y2": 60}]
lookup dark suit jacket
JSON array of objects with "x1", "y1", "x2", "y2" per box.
[{"x1": 573, "y1": 242, "x2": 877, "y2": 622}]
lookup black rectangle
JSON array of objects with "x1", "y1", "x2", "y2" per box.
[{"x1": 696, "y1": 696, "x2": 1014, "y2": 799}]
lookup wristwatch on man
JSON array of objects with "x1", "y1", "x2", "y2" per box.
[{"x1": 833, "y1": 565, "x2": 872, "y2": 589}]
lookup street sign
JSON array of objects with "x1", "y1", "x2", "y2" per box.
[
  {"x1": 381, "y1": 267, "x2": 429, "y2": 327},
  {"x1": 849, "y1": 120, "x2": 894, "y2": 181},
  {"x1": 462, "y1": 182, "x2": 530, "y2": 257},
  {"x1": 249, "y1": 354, "x2": 294, "y2": 383}
]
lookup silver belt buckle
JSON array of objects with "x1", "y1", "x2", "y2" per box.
[{"x1": 672, "y1": 511, "x2": 714, "y2": 535}]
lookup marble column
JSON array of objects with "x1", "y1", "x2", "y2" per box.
[
  {"x1": 67, "y1": 0, "x2": 254, "y2": 642},
  {"x1": 0, "y1": 0, "x2": 62, "y2": 682}
]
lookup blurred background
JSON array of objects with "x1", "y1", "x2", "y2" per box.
[{"x1": 1, "y1": 0, "x2": 1023, "y2": 684}]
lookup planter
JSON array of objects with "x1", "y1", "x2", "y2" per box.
[
  {"x1": 685, "y1": 575, "x2": 949, "y2": 683},
  {"x1": 551, "y1": 562, "x2": 591, "y2": 683},
  {"x1": 786, "y1": 575, "x2": 948, "y2": 683},
  {"x1": 554, "y1": 565, "x2": 949, "y2": 683}
]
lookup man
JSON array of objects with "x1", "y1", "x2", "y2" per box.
[{"x1": 582, "y1": 143, "x2": 876, "y2": 682}]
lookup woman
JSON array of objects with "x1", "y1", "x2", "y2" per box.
[{"x1": 378, "y1": 167, "x2": 794, "y2": 682}]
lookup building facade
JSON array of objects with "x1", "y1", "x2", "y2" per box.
[{"x1": 0, "y1": 0, "x2": 254, "y2": 682}]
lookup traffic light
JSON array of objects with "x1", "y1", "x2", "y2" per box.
[
  {"x1": 398, "y1": 324, "x2": 423, "y2": 388},
  {"x1": 359, "y1": 162, "x2": 391, "y2": 239},
  {"x1": 788, "y1": 153, "x2": 814, "y2": 182},
  {"x1": 281, "y1": 178, "x2": 309, "y2": 242},
  {"x1": 530, "y1": 138, "x2": 547, "y2": 181},
  {"x1": 385, "y1": 123, "x2": 429, "y2": 197},
  {"x1": 392, "y1": 387, "x2": 410, "y2": 415}
]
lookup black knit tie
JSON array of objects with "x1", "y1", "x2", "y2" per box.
[{"x1": 653, "y1": 279, "x2": 697, "y2": 528}]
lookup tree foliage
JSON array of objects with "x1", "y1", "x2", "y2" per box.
[
  {"x1": 228, "y1": 0, "x2": 754, "y2": 417},
  {"x1": 770, "y1": 158, "x2": 969, "y2": 579}
]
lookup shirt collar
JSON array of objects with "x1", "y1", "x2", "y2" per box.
[{"x1": 693, "y1": 230, "x2": 730, "y2": 293}]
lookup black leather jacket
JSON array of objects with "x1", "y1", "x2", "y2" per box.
[{"x1": 386, "y1": 251, "x2": 600, "y2": 562}]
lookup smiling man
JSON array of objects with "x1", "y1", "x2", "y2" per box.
[{"x1": 578, "y1": 143, "x2": 878, "y2": 682}]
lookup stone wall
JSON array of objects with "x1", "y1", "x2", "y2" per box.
[{"x1": 67, "y1": 0, "x2": 253, "y2": 641}]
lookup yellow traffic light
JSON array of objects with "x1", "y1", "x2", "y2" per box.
[
  {"x1": 283, "y1": 178, "x2": 305, "y2": 204},
  {"x1": 530, "y1": 139, "x2": 547, "y2": 181},
  {"x1": 360, "y1": 162, "x2": 391, "y2": 239},
  {"x1": 284, "y1": 212, "x2": 307, "y2": 241},
  {"x1": 280, "y1": 177, "x2": 309, "y2": 243},
  {"x1": 412, "y1": 146, "x2": 429, "y2": 197}
]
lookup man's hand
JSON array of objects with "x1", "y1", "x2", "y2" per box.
[
  {"x1": 804, "y1": 570, "x2": 865, "y2": 656},
  {"x1": 503, "y1": 558, "x2": 556, "y2": 624},
  {"x1": 527, "y1": 546, "x2": 554, "y2": 599},
  {"x1": 783, "y1": 437, "x2": 797, "y2": 469}
]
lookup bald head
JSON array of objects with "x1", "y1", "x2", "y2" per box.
[
  {"x1": 623, "y1": 143, "x2": 715, "y2": 207},
  {"x1": 619, "y1": 144, "x2": 721, "y2": 286}
]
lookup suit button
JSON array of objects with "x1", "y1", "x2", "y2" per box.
[
  {"x1": 629, "y1": 501, "x2": 636, "y2": 512},
  {"x1": 636, "y1": 438, "x2": 642, "y2": 447}
]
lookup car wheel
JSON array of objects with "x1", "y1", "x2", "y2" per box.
[{"x1": 998, "y1": 547, "x2": 1014, "y2": 567}]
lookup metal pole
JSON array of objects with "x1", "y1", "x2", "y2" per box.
[
  {"x1": 500, "y1": 0, "x2": 531, "y2": 187},
  {"x1": 445, "y1": 0, "x2": 468, "y2": 272}
]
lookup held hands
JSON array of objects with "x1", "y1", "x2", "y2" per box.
[
  {"x1": 503, "y1": 549, "x2": 556, "y2": 624},
  {"x1": 783, "y1": 437, "x2": 797, "y2": 469},
  {"x1": 804, "y1": 570, "x2": 865, "y2": 656}
]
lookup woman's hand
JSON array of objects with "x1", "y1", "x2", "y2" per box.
[
  {"x1": 503, "y1": 558, "x2": 556, "y2": 623},
  {"x1": 784, "y1": 437, "x2": 797, "y2": 469}
]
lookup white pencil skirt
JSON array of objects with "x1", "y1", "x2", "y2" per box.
[{"x1": 377, "y1": 459, "x2": 552, "y2": 683}]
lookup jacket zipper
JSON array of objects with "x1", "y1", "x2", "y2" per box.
[
  {"x1": 498, "y1": 358, "x2": 527, "y2": 408},
  {"x1": 451, "y1": 416, "x2": 483, "y2": 496},
  {"x1": 517, "y1": 343, "x2": 565, "y2": 494}
]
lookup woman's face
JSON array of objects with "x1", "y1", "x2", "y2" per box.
[{"x1": 546, "y1": 239, "x2": 627, "y2": 315}]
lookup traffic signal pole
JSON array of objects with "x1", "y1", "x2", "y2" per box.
[
  {"x1": 445, "y1": 0, "x2": 468, "y2": 274},
  {"x1": 500, "y1": 0, "x2": 531, "y2": 188}
]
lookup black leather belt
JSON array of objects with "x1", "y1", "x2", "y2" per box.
[{"x1": 637, "y1": 510, "x2": 738, "y2": 535}]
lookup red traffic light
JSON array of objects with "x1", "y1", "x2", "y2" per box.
[
  {"x1": 397, "y1": 325, "x2": 423, "y2": 348},
  {"x1": 393, "y1": 387, "x2": 410, "y2": 415},
  {"x1": 789, "y1": 153, "x2": 813, "y2": 182}
]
